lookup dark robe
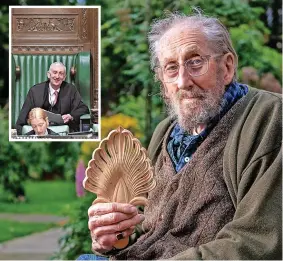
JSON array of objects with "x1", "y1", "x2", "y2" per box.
[{"x1": 16, "y1": 81, "x2": 89, "y2": 134}]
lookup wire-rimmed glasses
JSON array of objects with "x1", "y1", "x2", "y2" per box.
[{"x1": 156, "y1": 54, "x2": 223, "y2": 83}]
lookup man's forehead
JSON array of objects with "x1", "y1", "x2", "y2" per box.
[
  {"x1": 50, "y1": 65, "x2": 65, "y2": 71},
  {"x1": 157, "y1": 26, "x2": 206, "y2": 59},
  {"x1": 161, "y1": 44, "x2": 200, "y2": 58}
]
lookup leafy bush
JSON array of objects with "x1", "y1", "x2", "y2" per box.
[
  {"x1": 231, "y1": 25, "x2": 282, "y2": 82},
  {"x1": 54, "y1": 192, "x2": 95, "y2": 260},
  {"x1": 110, "y1": 91, "x2": 166, "y2": 145},
  {"x1": 0, "y1": 108, "x2": 29, "y2": 201},
  {"x1": 39, "y1": 142, "x2": 81, "y2": 180},
  {"x1": 0, "y1": 108, "x2": 81, "y2": 201}
]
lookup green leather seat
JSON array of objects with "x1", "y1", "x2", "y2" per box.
[{"x1": 11, "y1": 52, "x2": 91, "y2": 131}]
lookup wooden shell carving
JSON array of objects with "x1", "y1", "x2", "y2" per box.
[{"x1": 83, "y1": 126, "x2": 156, "y2": 248}]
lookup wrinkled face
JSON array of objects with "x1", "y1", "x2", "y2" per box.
[
  {"x1": 47, "y1": 64, "x2": 66, "y2": 89},
  {"x1": 157, "y1": 26, "x2": 227, "y2": 132},
  {"x1": 30, "y1": 118, "x2": 48, "y2": 136}
]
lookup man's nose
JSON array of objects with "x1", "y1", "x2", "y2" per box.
[{"x1": 177, "y1": 66, "x2": 194, "y2": 90}]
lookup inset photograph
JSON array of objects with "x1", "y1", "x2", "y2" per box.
[{"x1": 9, "y1": 6, "x2": 100, "y2": 141}]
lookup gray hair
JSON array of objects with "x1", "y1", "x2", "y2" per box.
[
  {"x1": 48, "y1": 62, "x2": 66, "y2": 74},
  {"x1": 148, "y1": 8, "x2": 238, "y2": 82}
]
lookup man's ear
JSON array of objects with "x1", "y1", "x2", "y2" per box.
[
  {"x1": 222, "y1": 53, "x2": 235, "y2": 85},
  {"x1": 47, "y1": 71, "x2": 51, "y2": 79}
]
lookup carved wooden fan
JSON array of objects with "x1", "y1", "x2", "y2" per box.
[{"x1": 83, "y1": 126, "x2": 156, "y2": 249}]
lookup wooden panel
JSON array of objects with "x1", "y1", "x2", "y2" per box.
[
  {"x1": 12, "y1": 8, "x2": 82, "y2": 53},
  {"x1": 11, "y1": 7, "x2": 99, "y2": 109}
]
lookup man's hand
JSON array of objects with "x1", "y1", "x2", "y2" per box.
[
  {"x1": 88, "y1": 202, "x2": 145, "y2": 254},
  {"x1": 62, "y1": 114, "x2": 73, "y2": 123}
]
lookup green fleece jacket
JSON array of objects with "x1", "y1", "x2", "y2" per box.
[{"x1": 144, "y1": 87, "x2": 282, "y2": 260}]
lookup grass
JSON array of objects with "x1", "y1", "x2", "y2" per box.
[
  {"x1": 0, "y1": 180, "x2": 80, "y2": 215},
  {"x1": 0, "y1": 180, "x2": 82, "y2": 243},
  {"x1": 0, "y1": 219, "x2": 57, "y2": 243}
]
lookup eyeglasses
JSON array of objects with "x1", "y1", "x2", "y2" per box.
[{"x1": 157, "y1": 54, "x2": 223, "y2": 83}]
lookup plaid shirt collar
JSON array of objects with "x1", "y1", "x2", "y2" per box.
[{"x1": 167, "y1": 82, "x2": 248, "y2": 172}]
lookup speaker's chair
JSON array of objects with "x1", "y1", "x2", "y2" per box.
[{"x1": 11, "y1": 52, "x2": 91, "y2": 134}]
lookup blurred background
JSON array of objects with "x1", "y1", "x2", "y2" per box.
[{"x1": 0, "y1": 0, "x2": 282, "y2": 260}]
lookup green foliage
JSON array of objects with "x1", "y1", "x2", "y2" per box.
[
  {"x1": 194, "y1": 0, "x2": 268, "y2": 32},
  {"x1": 0, "y1": 5, "x2": 9, "y2": 49},
  {"x1": 0, "y1": 108, "x2": 81, "y2": 201},
  {"x1": 231, "y1": 25, "x2": 282, "y2": 81},
  {"x1": 0, "y1": 109, "x2": 29, "y2": 201},
  {"x1": 98, "y1": 0, "x2": 164, "y2": 145},
  {"x1": 100, "y1": 3, "x2": 155, "y2": 99},
  {"x1": 0, "y1": 3, "x2": 17, "y2": 103},
  {"x1": 110, "y1": 94, "x2": 147, "y2": 140},
  {"x1": 54, "y1": 192, "x2": 95, "y2": 260},
  {"x1": 37, "y1": 142, "x2": 81, "y2": 180},
  {"x1": 0, "y1": 180, "x2": 79, "y2": 215},
  {"x1": 110, "y1": 90, "x2": 166, "y2": 144}
]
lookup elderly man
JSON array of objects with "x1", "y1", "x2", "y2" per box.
[
  {"x1": 16, "y1": 62, "x2": 89, "y2": 134},
  {"x1": 81, "y1": 11, "x2": 282, "y2": 260}
]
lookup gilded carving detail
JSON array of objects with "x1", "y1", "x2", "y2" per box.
[{"x1": 16, "y1": 18, "x2": 75, "y2": 32}]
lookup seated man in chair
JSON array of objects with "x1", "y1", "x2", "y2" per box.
[
  {"x1": 26, "y1": 107, "x2": 58, "y2": 136},
  {"x1": 16, "y1": 61, "x2": 89, "y2": 135}
]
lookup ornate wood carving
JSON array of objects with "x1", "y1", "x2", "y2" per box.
[
  {"x1": 84, "y1": 126, "x2": 156, "y2": 248},
  {"x1": 81, "y1": 8, "x2": 87, "y2": 39},
  {"x1": 12, "y1": 45, "x2": 83, "y2": 53},
  {"x1": 16, "y1": 18, "x2": 75, "y2": 32}
]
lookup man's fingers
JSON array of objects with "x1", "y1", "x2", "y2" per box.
[
  {"x1": 88, "y1": 203, "x2": 143, "y2": 252},
  {"x1": 96, "y1": 227, "x2": 135, "y2": 249},
  {"x1": 90, "y1": 214, "x2": 144, "y2": 235},
  {"x1": 91, "y1": 227, "x2": 135, "y2": 253},
  {"x1": 88, "y1": 211, "x2": 142, "y2": 230},
  {"x1": 88, "y1": 212, "x2": 133, "y2": 229},
  {"x1": 88, "y1": 202, "x2": 137, "y2": 217},
  {"x1": 91, "y1": 238, "x2": 112, "y2": 253}
]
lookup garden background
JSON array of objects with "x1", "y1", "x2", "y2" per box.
[{"x1": 0, "y1": 0, "x2": 281, "y2": 259}]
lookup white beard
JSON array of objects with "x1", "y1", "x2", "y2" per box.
[{"x1": 163, "y1": 76, "x2": 225, "y2": 133}]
